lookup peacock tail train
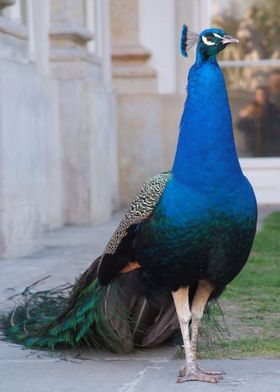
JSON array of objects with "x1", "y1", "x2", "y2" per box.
[
  {"x1": 2, "y1": 273, "x2": 126, "y2": 352},
  {"x1": 1, "y1": 257, "x2": 226, "y2": 353},
  {"x1": 1, "y1": 258, "x2": 178, "y2": 352}
]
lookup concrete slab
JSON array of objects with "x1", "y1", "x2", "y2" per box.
[
  {"x1": 0, "y1": 344, "x2": 279, "y2": 392},
  {"x1": 0, "y1": 210, "x2": 280, "y2": 392}
]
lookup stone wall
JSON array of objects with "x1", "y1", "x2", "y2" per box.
[
  {"x1": 0, "y1": 59, "x2": 61, "y2": 257},
  {"x1": 0, "y1": 0, "x2": 119, "y2": 257}
]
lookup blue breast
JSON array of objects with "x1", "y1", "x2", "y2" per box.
[{"x1": 135, "y1": 52, "x2": 257, "y2": 292}]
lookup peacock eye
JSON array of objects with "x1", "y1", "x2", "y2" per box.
[{"x1": 202, "y1": 35, "x2": 216, "y2": 46}]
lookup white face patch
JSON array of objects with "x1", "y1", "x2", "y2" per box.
[
  {"x1": 202, "y1": 35, "x2": 215, "y2": 46},
  {"x1": 213, "y1": 33, "x2": 223, "y2": 39}
]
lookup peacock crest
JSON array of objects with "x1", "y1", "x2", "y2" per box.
[{"x1": 180, "y1": 24, "x2": 199, "y2": 57}]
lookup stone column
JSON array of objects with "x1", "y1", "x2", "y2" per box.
[
  {"x1": 0, "y1": 1, "x2": 62, "y2": 257},
  {"x1": 0, "y1": 0, "x2": 27, "y2": 257},
  {"x1": 110, "y1": 0, "x2": 164, "y2": 205},
  {"x1": 49, "y1": 0, "x2": 94, "y2": 65},
  {"x1": 49, "y1": 0, "x2": 119, "y2": 225},
  {"x1": 110, "y1": 0, "x2": 157, "y2": 94}
]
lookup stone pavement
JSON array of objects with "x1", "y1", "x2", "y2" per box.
[{"x1": 0, "y1": 210, "x2": 280, "y2": 392}]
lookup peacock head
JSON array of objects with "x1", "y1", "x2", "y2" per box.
[
  {"x1": 198, "y1": 28, "x2": 239, "y2": 59},
  {"x1": 181, "y1": 26, "x2": 239, "y2": 61}
]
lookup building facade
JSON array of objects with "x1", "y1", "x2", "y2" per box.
[
  {"x1": 0, "y1": 0, "x2": 119, "y2": 257},
  {"x1": 0, "y1": 0, "x2": 279, "y2": 257}
]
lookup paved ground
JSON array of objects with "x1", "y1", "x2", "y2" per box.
[{"x1": 0, "y1": 209, "x2": 280, "y2": 392}]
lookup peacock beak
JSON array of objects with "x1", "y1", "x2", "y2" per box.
[{"x1": 221, "y1": 35, "x2": 239, "y2": 45}]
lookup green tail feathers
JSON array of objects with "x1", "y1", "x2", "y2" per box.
[
  {"x1": 1, "y1": 277, "x2": 132, "y2": 353},
  {"x1": 1, "y1": 274, "x2": 228, "y2": 353}
]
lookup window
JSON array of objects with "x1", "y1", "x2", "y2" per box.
[{"x1": 211, "y1": 0, "x2": 280, "y2": 158}]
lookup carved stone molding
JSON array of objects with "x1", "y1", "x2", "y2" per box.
[
  {"x1": 0, "y1": 1, "x2": 27, "y2": 62},
  {"x1": 50, "y1": 20, "x2": 93, "y2": 47},
  {"x1": 0, "y1": 15, "x2": 27, "y2": 39},
  {"x1": 110, "y1": 0, "x2": 157, "y2": 93},
  {"x1": 112, "y1": 45, "x2": 151, "y2": 64},
  {"x1": 112, "y1": 44, "x2": 156, "y2": 78},
  {"x1": 0, "y1": 0, "x2": 15, "y2": 10},
  {"x1": 49, "y1": 19, "x2": 96, "y2": 64}
]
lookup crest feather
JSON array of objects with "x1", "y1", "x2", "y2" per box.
[{"x1": 180, "y1": 24, "x2": 199, "y2": 58}]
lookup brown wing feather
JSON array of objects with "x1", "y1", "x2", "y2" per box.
[
  {"x1": 104, "y1": 172, "x2": 170, "y2": 255},
  {"x1": 69, "y1": 173, "x2": 170, "y2": 295},
  {"x1": 97, "y1": 172, "x2": 170, "y2": 284}
]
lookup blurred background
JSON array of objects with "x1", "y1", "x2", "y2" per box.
[{"x1": 0, "y1": 0, "x2": 279, "y2": 258}]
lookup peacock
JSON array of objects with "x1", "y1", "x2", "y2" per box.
[{"x1": 1, "y1": 26, "x2": 257, "y2": 384}]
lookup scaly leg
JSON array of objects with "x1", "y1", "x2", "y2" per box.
[
  {"x1": 172, "y1": 282, "x2": 223, "y2": 383},
  {"x1": 172, "y1": 287, "x2": 194, "y2": 377},
  {"x1": 191, "y1": 280, "x2": 224, "y2": 377}
]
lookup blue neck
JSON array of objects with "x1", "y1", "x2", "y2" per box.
[{"x1": 172, "y1": 53, "x2": 241, "y2": 186}]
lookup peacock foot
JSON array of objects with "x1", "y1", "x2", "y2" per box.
[
  {"x1": 177, "y1": 365, "x2": 223, "y2": 383},
  {"x1": 196, "y1": 366, "x2": 225, "y2": 376}
]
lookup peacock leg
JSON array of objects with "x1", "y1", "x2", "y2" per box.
[
  {"x1": 172, "y1": 287, "x2": 194, "y2": 378},
  {"x1": 190, "y1": 280, "x2": 224, "y2": 377},
  {"x1": 172, "y1": 283, "x2": 223, "y2": 383}
]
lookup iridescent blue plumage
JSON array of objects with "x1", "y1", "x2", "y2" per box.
[
  {"x1": 135, "y1": 27, "x2": 257, "y2": 295},
  {"x1": 133, "y1": 30, "x2": 257, "y2": 381}
]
